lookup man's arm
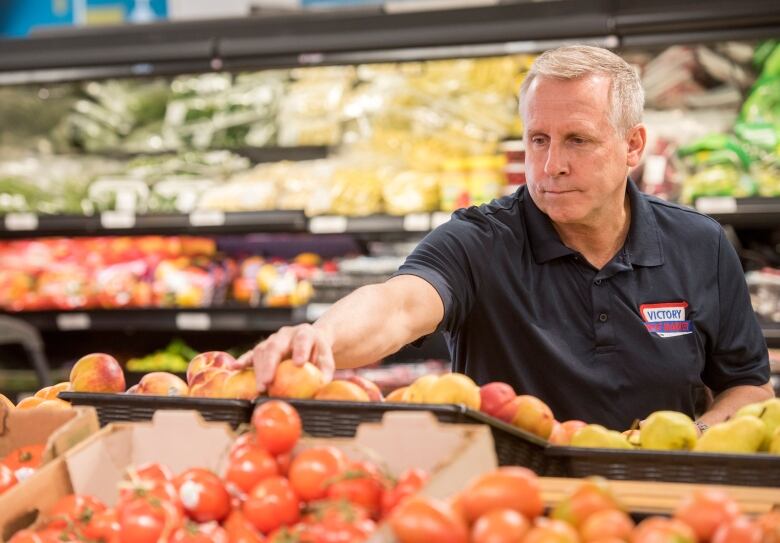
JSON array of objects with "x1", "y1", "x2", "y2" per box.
[
  {"x1": 697, "y1": 381, "x2": 775, "y2": 427},
  {"x1": 241, "y1": 275, "x2": 443, "y2": 391}
]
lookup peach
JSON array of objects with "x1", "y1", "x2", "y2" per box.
[
  {"x1": 36, "y1": 399, "x2": 72, "y2": 410},
  {"x1": 385, "y1": 386, "x2": 408, "y2": 402},
  {"x1": 69, "y1": 353, "x2": 126, "y2": 393},
  {"x1": 314, "y1": 380, "x2": 370, "y2": 402},
  {"x1": 426, "y1": 373, "x2": 481, "y2": 410},
  {"x1": 136, "y1": 372, "x2": 189, "y2": 397},
  {"x1": 268, "y1": 360, "x2": 324, "y2": 399},
  {"x1": 0, "y1": 393, "x2": 14, "y2": 411},
  {"x1": 34, "y1": 382, "x2": 71, "y2": 401},
  {"x1": 222, "y1": 369, "x2": 260, "y2": 400},
  {"x1": 189, "y1": 369, "x2": 230, "y2": 398},
  {"x1": 494, "y1": 396, "x2": 522, "y2": 424},
  {"x1": 186, "y1": 351, "x2": 238, "y2": 385},
  {"x1": 346, "y1": 375, "x2": 383, "y2": 402},
  {"x1": 402, "y1": 375, "x2": 440, "y2": 403},
  {"x1": 479, "y1": 382, "x2": 516, "y2": 418},
  {"x1": 126, "y1": 384, "x2": 140, "y2": 394},
  {"x1": 549, "y1": 420, "x2": 588, "y2": 446},
  {"x1": 511, "y1": 395, "x2": 555, "y2": 439},
  {"x1": 16, "y1": 396, "x2": 45, "y2": 409}
]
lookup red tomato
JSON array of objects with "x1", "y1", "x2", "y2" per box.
[
  {"x1": 118, "y1": 479, "x2": 180, "y2": 511},
  {"x1": 170, "y1": 521, "x2": 229, "y2": 543},
  {"x1": 223, "y1": 510, "x2": 265, "y2": 543},
  {"x1": 3, "y1": 444, "x2": 45, "y2": 482},
  {"x1": 243, "y1": 476, "x2": 301, "y2": 534},
  {"x1": 174, "y1": 468, "x2": 231, "y2": 523},
  {"x1": 380, "y1": 468, "x2": 427, "y2": 518},
  {"x1": 325, "y1": 462, "x2": 384, "y2": 519},
  {"x1": 81, "y1": 508, "x2": 120, "y2": 542},
  {"x1": 225, "y1": 445, "x2": 279, "y2": 495},
  {"x1": 276, "y1": 453, "x2": 292, "y2": 477},
  {"x1": 47, "y1": 494, "x2": 107, "y2": 529},
  {"x1": 388, "y1": 496, "x2": 468, "y2": 543},
  {"x1": 303, "y1": 518, "x2": 376, "y2": 543},
  {"x1": 230, "y1": 433, "x2": 259, "y2": 456},
  {"x1": 117, "y1": 497, "x2": 182, "y2": 543},
  {"x1": 289, "y1": 447, "x2": 346, "y2": 502},
  {"x1": 252, "y1": 401, "x2": 302, "y2": 455},
  {"x1": 0, "y1": 463, "x2": 17, "y2": 494},
  {"x1": 302, "y1": 499, "x2": 370, "y2": 526},
  {"x1": 471, "y1": 509, "x2": 530, "y2": 543},
  {"x1": 712, "y1": 516, "x2": 762, "y2": 543},
  {"x1": 459, "y1": 467, "x2": 543, "y2": 522}
]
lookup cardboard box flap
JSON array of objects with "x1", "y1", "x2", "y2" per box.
[
  {"x1": 353, "y1": 410, "x2": 497, "y2": 499},
  {"x1": 43, "y1": 407, "x2": 100, "y2": 461},
  {"x1": 65, "y1": 410, "x2": 235, "y2": 505},
  {"x1": 0, "y1": 405, "x2": 78, "y2": 457}
]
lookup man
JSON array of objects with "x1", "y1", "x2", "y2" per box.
[{"x1": 240, "y1": 45, "x2": 773, "y2": 430}]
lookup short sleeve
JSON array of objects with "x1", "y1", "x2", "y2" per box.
[
  {"x1": 702, "y1": 228, "x2": 770, "y2": 392},
  {"x1": 392, "y1": 206, "x2": 496, "y2": 333}
]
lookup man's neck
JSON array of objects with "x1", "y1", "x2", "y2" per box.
[{"x1": 552, "y1": 195, "x2": 632, "y2": 270}]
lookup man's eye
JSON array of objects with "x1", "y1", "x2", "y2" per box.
[
  {"x1": 570, "y1": 137, "x2": 587, "y2": 145},
  {"x1": 531, "y1": 137, "x2": 547, "y2": 145}
]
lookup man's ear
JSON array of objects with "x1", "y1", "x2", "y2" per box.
[{"x1": 626, "y1": 123, "x2": 647, "y2": 168}]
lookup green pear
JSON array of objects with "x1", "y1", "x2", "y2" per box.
[
  {"x1": 571, "y1": 424, "x2": 633, "y2": 450},
  {"x1": 770, "y1": 426, "x2": 780, "y2": 455},
  {"x1": 640, "y1": 411, "x2": 698, "y2": 451},
  {"x1": 693, "y1": 415, "x2": 766, "y2": 454},
  {"x1": 735, "y1": 398, "x2": 780, "y2": 451}
]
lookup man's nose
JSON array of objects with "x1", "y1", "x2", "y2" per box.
[{"x1": 543, "y1": 142, "x2": 570, "y2": 177}]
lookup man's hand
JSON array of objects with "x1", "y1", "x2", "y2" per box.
[{"x1": 237, "y1": 324, "x2": 336, "y2": 393}]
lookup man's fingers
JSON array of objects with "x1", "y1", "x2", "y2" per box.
[
  {"x1": 291, "y1": 327, "x2": 316, "y2": 365},
  {"x1": 315, "y1": 336, "x2": 336, "y2": 383}
]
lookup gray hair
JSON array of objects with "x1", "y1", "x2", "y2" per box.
[{"x1": 519, "y1": 45, "x2": 644, "y2": 134}]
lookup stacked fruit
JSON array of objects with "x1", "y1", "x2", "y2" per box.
[
  {"x1": 8, "y1": 401, "x2": 427, "y2": 543},
  {"x1": 387, "y1": 469, "x2": 780, "y2": 543}
]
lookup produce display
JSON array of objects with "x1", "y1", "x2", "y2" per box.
[
  {"x1": 0, "y1": 443, "x2": 45, "y2": 496},
  {"x1": 0, "y1": 237, "x2": 324, "y2": 311},
  {"x1": 6, "y1": 400, "x2": 429, "y2": 543}
]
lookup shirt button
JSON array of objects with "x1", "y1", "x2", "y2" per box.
[
  {"x1": 598, "y1": 313, "x2": 608, "y2": 322},
  {"x1": 594, "y1": 279, "x2": 602, "y2": 286}
]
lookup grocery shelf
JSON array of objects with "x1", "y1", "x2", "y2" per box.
[
  {"x1": 3, "y1": 307, "x2": 309, "y2": 332},
  {"x1": 1, "y1": 0, "x2": 778, "y2": 82},
  {"x1": 0, "y1": 210, "x2": 308, "y2": 238},
  {"x1": 693, "y1": 197, "x2": 780, "y2": 228}
]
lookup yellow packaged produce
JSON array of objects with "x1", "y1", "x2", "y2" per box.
[
  {"x1": 439, "y1": 158, "x2": 471, "y2": 212},
  {"x1": 383, "y1": 170, "x2": 440, "y2": 215},
  {"x1": 468, "y1": 155, "x2": 507, "y2": 206}
]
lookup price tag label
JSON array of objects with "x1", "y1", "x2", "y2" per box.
[
  {"x1": 4, "y1": 213, "x2": 38, "y2": 231},
  {"x1": 402, "y1": 213, "x2": 431, "y2": 232},
  {"x1": 305, "y1": 303, "x2": 332, "y2": 322},
  {"x1": 189, "y1": 210, "x2": 226, "y2": 227},
  {"x1": 431, "y1": 212, "x2": 451, "y2": 229},
  {"x1": 175, "y1": 312, "x2": 211, "y2": 330},
  {"x1": 56, "y1": 313, "x2": 91, "y2": 331},
  {"x1": 695, "y1": 197, "x2": 738, "y2": 214},
  {"x1": 309, "y1": 216, "x2": 348, "y2": 234},
  {"x1": 100, "y1": 211, "x2": 136, "y2": 229}
]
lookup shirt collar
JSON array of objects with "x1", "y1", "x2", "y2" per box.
[{"x1": 521, "y1": 179, "x2": 664, "y2": 267}]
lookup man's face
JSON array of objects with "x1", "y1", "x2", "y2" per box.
[{"x1": 522, "y1": 75, "x2": 644, "y2": 227}]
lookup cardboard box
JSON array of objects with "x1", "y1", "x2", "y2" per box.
[
  {"x1": 0, "y1": 408, "x2": 497, "y2": 540},
  {"x1": 0, "y1": 406, "x2": 99, "y2": 541}
]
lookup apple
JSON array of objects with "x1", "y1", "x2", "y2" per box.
[
  {"x1": 549, "y1": 420, "x2": 587, "y2": 446},
  {"x1": 346, "y1": 375, "x2": 383, "y2": 401},
  {"x1": 479, "y1": 382, "x2": 516, "y2": 418},
  {"x1": 135, "y1": 372, "x2": 189, "y2": 397},
  {"x1": 187, "y1": 351, "x2": 238, "y2": 385},
  {"x1": 69, "y1": 353, "x2": 126, "y2": 393}
]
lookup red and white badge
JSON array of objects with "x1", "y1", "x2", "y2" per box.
[{"x1": 639, "y1": 302, "x2": 694, "y2": 338}]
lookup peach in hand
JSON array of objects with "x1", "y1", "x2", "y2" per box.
[{"x1": 268, "y1": 360, "x2": 324, "y2": 399}]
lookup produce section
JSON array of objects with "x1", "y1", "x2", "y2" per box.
[{"x1": 0, "y1": 1, "x2": 779, "y2": 538}]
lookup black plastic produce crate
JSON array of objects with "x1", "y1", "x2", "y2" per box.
[
  {"x1": 253, "y1": 398, "x2": 549, "y2": 472},
  {"x1": 544, "y1": 444, "x2": 780, "y2": 487},
  {"x1": 59, "y1": 391, "x2": 252, "y2": 429}
]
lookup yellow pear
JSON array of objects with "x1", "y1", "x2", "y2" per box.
[
  {"x1": 425, "y1": 373, "x2": 481, "y2": 410},
  {"x1": 571, "y1": 424, "x2": 633, "y2": 450},
  {"x1": 770, "y1": 427, "x2": 780, "y2": 454},
  {"x1": 693, "y1": 415, "x2": 766, "y2": 454},
  {"x1": 735, "y1": 398, "x2": 780, "y2": 451},
  {"x1": 640, "y1": 411, "x2": 698, "y2": 451},
  {"x1": 401, "y1": 375, "x2": 440, "y2": 403}
]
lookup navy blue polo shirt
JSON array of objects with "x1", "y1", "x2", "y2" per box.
[{"x1": 395, "y1": 180, "x2": 769, "y2": 429}]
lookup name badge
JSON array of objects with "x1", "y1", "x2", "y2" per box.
[{"x1": 640, "y1": 302, "x2": 694, "y2": 338}]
